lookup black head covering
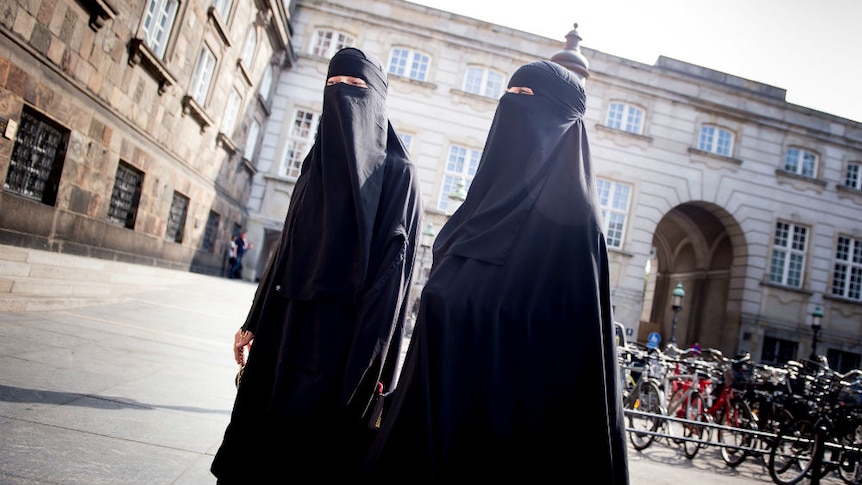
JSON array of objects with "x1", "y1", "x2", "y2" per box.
[
  {"x1": 434, "y1": 60, "x2": 590, "y2": 265},
  {"x1": 278, "y1": 46, "x2": 400, "y2": 300},
  {"x1": 362, "y1": 60, "x2": 629, "y2": 483},
  {"x1": 212, "y1": 47, "x2": 423, "y2": 482}
]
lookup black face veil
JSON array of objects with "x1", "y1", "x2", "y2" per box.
[
  {"x1": 362, "y1": 60, "x2": 629, "y2": 484},
  {"x1": 278, "y1": 47, "x2": 396, "y2": 300}
]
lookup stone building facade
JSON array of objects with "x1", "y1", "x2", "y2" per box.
[
  {"x1": 0, "y1": 0, "x2": 293, "y2": 276},
  {"x1": 244, "y1": 0, "x2": 862, "y2": 368}
]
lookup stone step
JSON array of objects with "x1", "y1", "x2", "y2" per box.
[{"x1": 0, "y1": 244, "x2": 212, "y2": 311}]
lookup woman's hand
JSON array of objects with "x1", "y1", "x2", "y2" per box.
[{"x1": 234, "y1": 328, "x2": 254, "y2": 365}]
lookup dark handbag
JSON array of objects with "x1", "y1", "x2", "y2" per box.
[
  {"x1": 235, "y1": 364, "x2": 245, "y2": 388},
  {"x1": 367, "y1": 382, "x2": 387, "y2": 429}
]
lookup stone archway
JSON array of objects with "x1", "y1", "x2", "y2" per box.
[{"x1": 639, "y1": 202, "x2": 748, "y2": 356}]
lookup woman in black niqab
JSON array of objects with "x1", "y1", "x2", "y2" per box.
[
  {"x1": 361, "y1": 60, "x2": 630, "y2": 484},
  {"x1": 211, "y1": 47, "x2": 422, "y2": 482}
]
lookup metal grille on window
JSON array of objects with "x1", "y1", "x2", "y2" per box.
[
  {"x1": 165, "y1": 191, "x2": 189, "y2": 243},
  {"x1": 204, "y1": 211, "x2": 220, "y2": 252},
  {"x1": 5, "y1": 109, "x2": 68, "y2": 206},
  {"x1": 107, "y1": 162, "x2": 143, "y2": 229}
]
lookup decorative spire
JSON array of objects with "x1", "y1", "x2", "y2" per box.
[{"x1": 550, "y1": 23, "x2": 590, "y2": 80}]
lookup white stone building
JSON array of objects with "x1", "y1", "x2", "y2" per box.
[{"x1": 243, "y1": 0, "x2": 862, "y2": 368}]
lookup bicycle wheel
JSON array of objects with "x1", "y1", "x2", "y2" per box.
[
  {"x1": 719, "y1": 397, "x2": 757, "y2": 467},
  {"x1": 665, "y1": 387, "x2": 688, "y2": 445},
  {"x1": 768, "y1": 419, "x2": 816, "y2": 485},
  {"x1": 627, "y1": 380, "x2": 664, "y2": 451},
  {"x1": 682, "y1": 393, "x2": 707, "y2": 459},
  {"x1": 837, "y1": 425, "x2": 862, "y2": 485}
]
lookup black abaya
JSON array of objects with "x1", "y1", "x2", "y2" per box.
[
  {"x1": 211, "y1": 47, "x2": 422, "y2": 482},
  {"x1": 362, "y1": 60, "x2": 630, "y2": 483}
]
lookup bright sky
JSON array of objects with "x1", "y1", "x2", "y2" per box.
[{"x1": 409, "y1": 0, "x2": 862, "y2": 124}]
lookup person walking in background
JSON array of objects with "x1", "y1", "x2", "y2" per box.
[
  {"x1": 211, "y1": 47, "x2": 423, "y2": 483},
  {"x1": 225, "y1": 234, "x2": 237, "y2": 278},
  {"x1": 361, "y1": 60, "x2": 630, "y2": 483},
  {"x1": 228, "y1": 231, "x2": 252, "y2": 279}
]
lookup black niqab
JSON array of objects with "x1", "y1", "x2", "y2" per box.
[
  {"x1": 211, "y1": 47, "x2": 422, "y2": 482},
  {"x1": 361, "y1": 60, "x2": 630, "y2": 483}
]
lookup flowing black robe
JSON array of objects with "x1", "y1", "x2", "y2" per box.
[
  {"x1": 211, "y1": 47, "x2": 422, "y2": 482},
  {"x1": 362, "y1": 60, "x2": 630, "y2": 483}
]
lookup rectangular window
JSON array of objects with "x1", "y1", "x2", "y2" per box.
[
  {"x1": 240, "y1": 27, "x2": 256, "y2": 67},
  {"x1": 826, "y1": 349, "x2": 861, "y2": 374},
  {"x1": 761, "y1": 336, "x2": 798, "y2": 365},
  {"x1": 697, "y1": 124, "x2": 734, "y2": 157},
  {"x1": 243, "y1": 120, "x2": 260, "y2": 161},
  {"x1": 387, "y1": 48, "x2": 429, "y2": 81},
  {"x1": 784, "y1": 147, "x2": 818, "y2": 178},
  {"x1": 437, "y1": 145, "x2": 479, "y2": 212},
  {"x1": 596, "y1": 178, "x2": 632, "y2": 249},
  {"x1": 220, "y1": 88, "x2": 241, "y2": 135},
  {"x1": 212, "y1": 0, "x2": 232, "y2": 21},
  {"x1": 165, "y1": 191, "x2": 189, "y2": 243},
  {"x1": 4, "y1": 107, "x2": 68, "y2": 206},
  {"x1": 769, "y1": 221, "x2": 808, "y2": 288},
  {"x1": 190, "y1": 44, "x2": 216, "y2": 105},
  {"x1": 281, "y1": 109, "x2": 318, "y2": 179},
  {"x1": 310, "y1": 29, "x2": 354, "y2": 58},
  {"x1": 606, "y1": 102, "x2": 644, "y2": 135},
  {"x1": 844, "y1": 162, "x2": 861, "y2": 190},
  {"x1": 141, "y1": 0, "x2": 179, "y2": 59},
  {"x1": 203, "y1": 211, "x2": 220, "y2": 252},
  {"x1": 107, "y1": 161, "x2": 144, "y2": 229},
  {"x1": 463, "y1": 67, "x2": 504, "y2": 98},
  {"x1": 399, "y1": 133, "x2": 413, "y2": 153},
  {"x1": 831, "y1": 235, "x2": 862, "y2": 302}
]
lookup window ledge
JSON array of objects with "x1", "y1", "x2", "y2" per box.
[
  {"x1": 208, "y1": 6, "x2": 233, "y2": 47},
  {"x1": 594, "y1": 124, "x2": 654, "y2": 148},
  {"x1": 388, "y1": 74, "x2": 437, "y2": 92},
  {"x1": 774, "y1": 169, "x2": 828, "y2": 191},
  {"x1": 256, "y1": 94, "x2": 271, "y2": 116},
  {"x1": 240, "y1": 156, "x2": 258, "y2": 174},
  {"x1": 128, "y1": 38, "x2": 177, "y2": 95},
  {"x1": 688, "y1": 147, "x2": 743, "y2": 168},
  {"x1": 216, "y1": 132, "x2": 237, "y2": 154},
  {"x1": 824, "y1": 293, "x2": 862, "y2": 307},
  {"x1": 449, "y1": 88, "x2": 499, "y2": 112},
  {"x1": 237, "y1": 60, "x2": 253, "y2": 86},
  {"x1": 759, "y1": 279, "x2": 813, "y2": 296},
  {"x1": 181, "y1": 95, "x2": 214, "y2": 132},
  {"x1": 836, "y1": 184, "x2": 862, "y2": 203},
  {"x1": 79, "y1": 0, "x2": 118, "y2": 31}
]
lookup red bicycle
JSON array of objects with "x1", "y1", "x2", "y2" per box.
[{"x1": 666, "y1": 348, "x2": 758, "y2": 463}]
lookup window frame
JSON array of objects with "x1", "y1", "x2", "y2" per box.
[
  {"x1": 768, "y1": 221, "x2": 809, "y2": 288},
  {"x1": 107, "y1": 161, "x2": 144, "y2": 230},
  {"x1": 596, "y1": 178, "x2": 632, "y2": 249},
  {"x1": 697, "y1": 124, "x2": 735, "y2": 157},
  {"x1": 844, "y1": 162, "x2": 861, "y2": 190},
  {"x1": 605, "y1": 101, "x2": 645, "y2": 135},
  {"x1": 240, "y1": 26, "x2": 257, "y2": 69},
  {"x1": 280, "y1": 108, "x2": 319, "y2": 179},
  {"x1": 437, "y1": 144, "x2": 479, "y2": 212},
  {"x1": 189, "y1": 43, "x2": 217, "y2": 106},
  {"x1": 165, "y1": 190, "x2": 190, "y2": 243},
  {"x1": 243, "y1": 119, "x2": 261, "y2": 162},
  {"x1": 220, "y1": 87, "x2": 242, "y2": 136},
  {"x1": 462, "y1": 66, "x2": 505, "y2": 98},
  {"x1": 784, "y1": 146, "x2": 819, "y2": 178},
  {"x1": 387, "y1": 47, "x2": 431, "y2": 82},
  {"x1": 212, "y1": 0, "x2": 232, "y2": 22},
  {"x1": 309, "y1": 28, "x2": 354, "y2": 58},
  {"x1": 141, "y1": 0, "x2": 180, "y2": 60},
  {"x1": 831, "y1": 235, "x2": 862, "y2": 302}
]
